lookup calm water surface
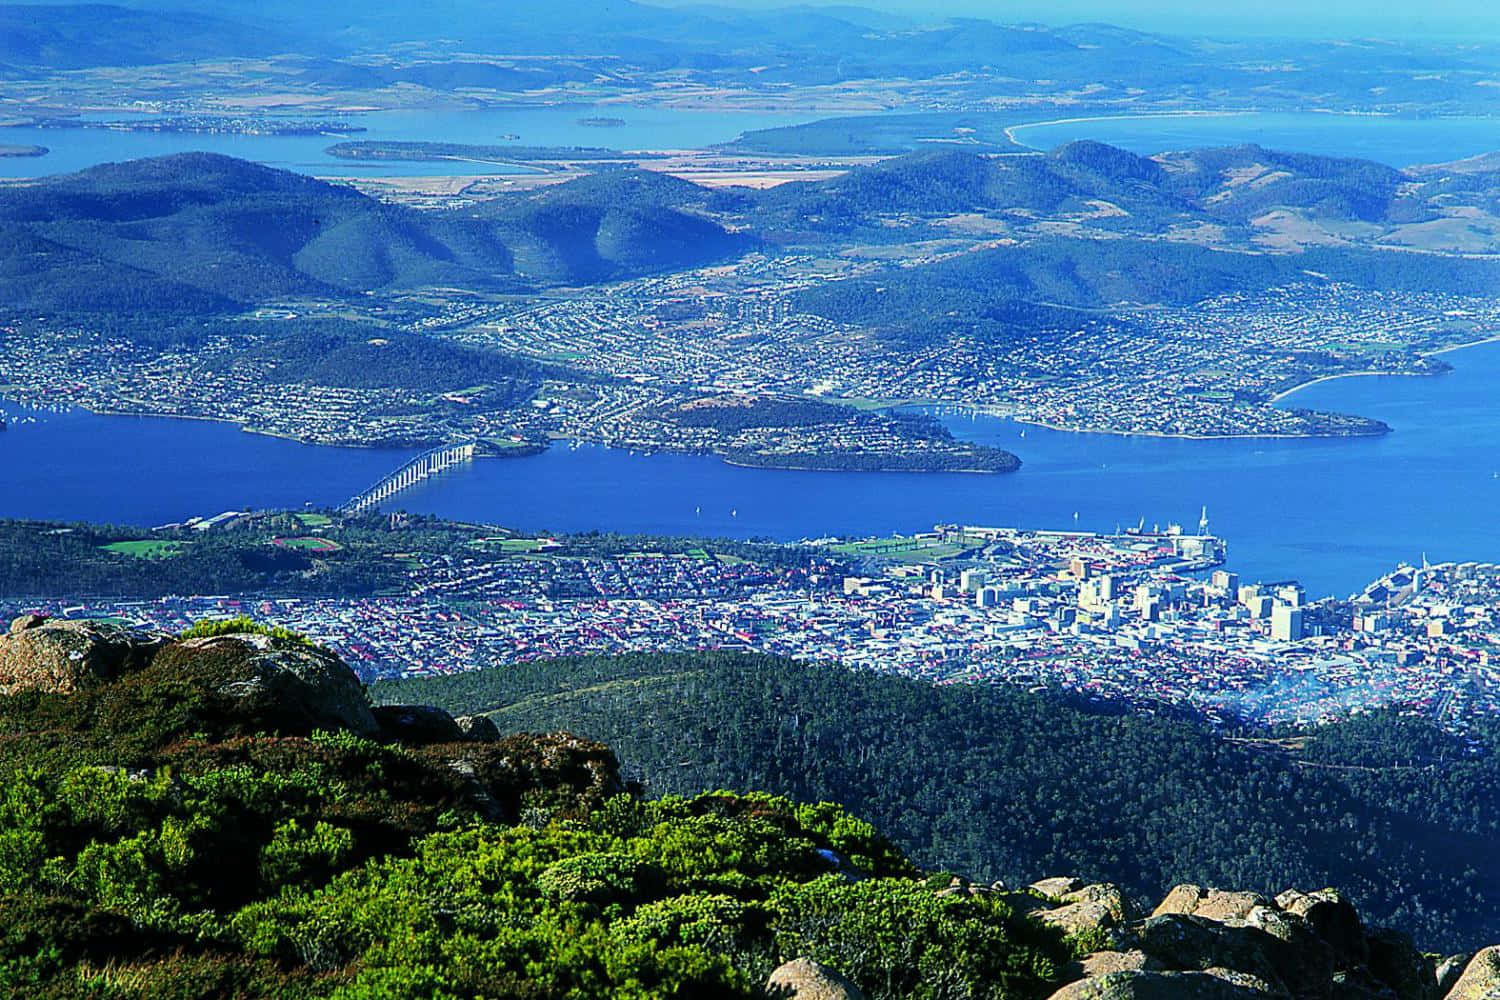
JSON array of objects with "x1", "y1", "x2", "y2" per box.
[
  {"x1": 6, "y1": 341, "x2": 1498, "y2": 598},
  {"x1": 0, "y1": 106, "x2": 819, "y2": 179},
  {"x1": 1007, "y1": 111, "x2": 1500, "y2": 167}
]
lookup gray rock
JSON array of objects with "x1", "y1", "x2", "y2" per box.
[
  {"x1": 1363, "y1": 927, "x2": 1435, "y2": 1000},
  {"x1": 1047, "y1": 970, "x2": 1274, "y2": 999},
  {"x1": 167, "y1": 632, "x2": 377, "y2": 737},
  {"x1": 9, "y1": 613, "x2": 47, "y2": 634},
  {"x1": 1137, "y1": 913, "x2": 1332, "y2": 998},
  {"x1": 1277, "y1": 889, "x2": 1367, "y2": 966},
  {"x1": 766, "y1": 957, "x2": 864, "y2": 1000},
  {"x1": 373, "y1": 703, "x2": 465, "y2": 745},
  {"x1": 1195, "y1": 892, "x2": 1273, "y2": 924},
  {"x1": 1155, "y1": 885, "x2": 1208, "y2": 918},
  {"x1": 455, "y1": 714, "x2": 501, "y2": 742},
  {"x1": 1079, "y1": 951, "x2": 1162, "y2": 977},
  {"x1": 1033, "y1": 876, "x2": 1088, "y2": 898},
  {"x1": 1033, "y1": 882, "x2": 1131, "y2": 938},
  {"x1": 1434, "y1": 954, "x2": 1470, "y2": 996},
  {"x1": 0, "y1": 619, "x2": 163, "y2": 695},
  {"x1": 1439, "y1": 945, "x2": 1500, "y2": 1000},
  {"x1": 1156, "y1": 886, "x2": 1271, "y2": 925}
]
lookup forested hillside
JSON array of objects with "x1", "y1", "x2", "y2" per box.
[
  {"x1": 0, "y1": 155, "x2": 748, "y2": 315},
  {"x1": 0, "y1": 617, "x2": 1082, "y2": 998},
  {"x1": 378, "y1": 651, "x2": 1500, "y2": 950}
]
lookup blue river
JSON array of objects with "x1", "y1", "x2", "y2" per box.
[
  {"x1": 4, "y1": 339, "x2": 1500, "y2": 598},
  {"x1": 0, "y1": 105, "x2": 819, "y2": 179},
  {"x1": 1006, "y1": 111, "x2": 1500, "y2": 167}
]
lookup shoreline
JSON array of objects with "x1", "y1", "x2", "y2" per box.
[
  {"x1": 1005, "y1": 415, "x2": 1386, "y2": 442},
  {"x1": 1003, "y1": 109, "x2": 1259, "y2": 151},
  {"x1": 720, "y1": 456, "x2": 1016, "y2": 475},
  {"x1": 1270, "y1": 332, "x2": 1500, "y2": 404}
]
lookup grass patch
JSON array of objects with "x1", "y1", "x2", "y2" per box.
[
  {"x1": 471, "y1": 536, "x2": 550, "y2": 554},
  {"x1": 100, "y1": 540, "x2": 185, "y2": 560},
  {"x1": 271, "y1": 536, "x2": 343, "y2": 553},
  {"x1": 831, "y1": 537, "x2": 966, "y2": 563},
  {"x1": 294, "y1": 512, "x2": 333, "y2": 528}
]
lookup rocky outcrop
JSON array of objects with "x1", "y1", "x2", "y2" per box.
[
  {"x1": 373, "y1": 703, "x2": 465, "y2": 744},
  {"x1": 1049, "y1": 970, "x2": 1271, "y2": 998},
  {"x1": 154, "y1": 632, "x2": 378, "y2": 737},
  {"x1": 1445, "y1": 947, "x2": 1500, "y2": 1000},
  {"x1": 1033, "y1": 882, "x2": 1132, "y2": 938},
  {"x1": 455, "y1": 714, "x2": 501, "y2": 742},
  {"x1": 0, "y1": 617, "x2": 164, "y2": 695},
  {"x1": 766, "y1": 957, "x2": 865, "y2": 1000},
  {"x1": 1044, "y1": 882, "x2": 1446, "y2": 1000}
]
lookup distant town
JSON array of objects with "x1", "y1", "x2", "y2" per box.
[
  {"x1": 9, "y1": 512, "x2": 1499, "y2": 737},
  {"x1": 4, "y1": 266, "x2": 1493, "y2": 466}
]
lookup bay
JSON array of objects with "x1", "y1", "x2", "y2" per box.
[
  {"x1": 0, "y1": 105, "x2": 819, "y2": 179},
  {"x1": 1006, "y1": 111, "x2": 1500, "y2": 167},
  {"x1": 0, "y1": 406, "x2": 419, "y2": 526},
  {"x1": 6, "y1": 340, "x2": 1499, "y2": 599}
]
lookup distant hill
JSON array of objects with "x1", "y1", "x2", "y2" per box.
[
  {"x1": 0, "y1": 155, "x2": 751, "y2": 314},
  {"x1": 0, "y1": 153, "x2": 524, "y2": 312},
  {"x1": 754, "y1": 143, "x2": 1192, "y2": 235},
  {"x1": 751, "y1": 140, "x2": 1446, "y2": 238},
  {"x1": 0, "y1": 4, "x2": 299, "y2": 69},
  {"x1": 478, "y1": 170, "x2": 751, "y2": 284}
]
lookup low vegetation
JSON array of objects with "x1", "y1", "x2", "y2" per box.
[{"x1": 0, "y1": 623, "x2": 1078, "y2": 998}]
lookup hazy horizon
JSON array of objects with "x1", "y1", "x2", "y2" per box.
[{"x1": 660, "y1": 0, "x2": 1500, "y2": 40}]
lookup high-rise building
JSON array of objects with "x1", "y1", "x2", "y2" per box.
[
  {"x1": 1210, "y1": 570, "x2": 1240, "y2": 596},
  {"x1": 959, "y1": 569, "x2": 987, "y2": 594},
  {"x1": 1271, "y1": 603, "x2": 1304, "y2": 641}
]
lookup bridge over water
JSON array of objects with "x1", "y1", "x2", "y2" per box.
[{"x1": 338, "y1": 441, "x2": 476, "y2": 516}]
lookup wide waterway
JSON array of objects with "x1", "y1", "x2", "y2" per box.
[
  {"x1": 5, "y1": 339, "x2": 1500, "y2": 598},
  {"x1": 1006, "y1": 111, "x2": 1500, "y2": 167},
  {"x1": 5, "y1": 108, "x2": 1500, "y2": 179},
  {"x1": 0, "y1": 105, "x2": 819, "y2": 179}
]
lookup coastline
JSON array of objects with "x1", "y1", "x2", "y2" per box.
[
  {"x1": 720, "y1": 456, "x2": 1015, "y2": 474},
  {"x1": 1270, "y1": 332, "x2": 1500, "y2": 404},
  {"x1": 1002, "y1": 109, "x2": 1258, "y2": 151},
  {"x1": 1006, "y1": 415, "x2": 1386, "y2": 442}
]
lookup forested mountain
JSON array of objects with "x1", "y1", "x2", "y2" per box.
[
  {"x1": 477, "y1": 170, "x2": 751, "y2": 285},
  {"x1": 751, "y1": 141, "x2": 1449, "y2": 238},
  {"x1": 378, "y1": 651, "x2": 1500, "y2": 951},
  {"x1": 0, "y1": 154, "x2": 517, "y2": 310},
  {"x1": 2, "y1": 141, "x2": 1492, "y2": 321},
  {"x1": 0, "y1": 155, "x2": 749, "y2": 314},
  {"x1": 0, "y1": 4, "x2": 297, "y2": 70}
]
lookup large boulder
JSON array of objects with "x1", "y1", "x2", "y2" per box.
[
  {"x1": 1362, "y1": 928, "x2": 1435, "y2": 1000},
  {"x1": 1079, "y1": 951, "x2": 1162, "y2": 977},
  {"x1": 9, "y1": 613, "x2": 47, "y2": 633},
  {"x1": 1034, "y1": 883, "x2": 1131, "y2": 937},
  {"x1": 155, "y1": 632, "x2": 378, "y2": 737},
  {"x1": 1047, "y1": 969, "x2": 1272, "y2": 999},
  {"x1": 1277, "y1": 889, "x2": 1367, "y2": 966},
  {"x1": 1434, "y1": 954, "x2": 1470, "y2": 996},
  {"x1": 1156, "y1": 886, "x2": 1274, "y2": 925},
  {"x1": 455, "y1": 714, "x2": 501, "y2": 742},
  {"x1": 1443, "y1": 946, "x2": 1500, "y2": 1000},
  {"x1": 1137, "y1": 913, "x2": 1333, "y2": 998},
  {"x1": 373, "y1": 704, "x2": 464, "y2": 745},
  {"x1": 766, "y1": 957, "x2": 864, "y2": 1000},
  {"x1": 0, "y1": 619, "x2": 164, "y2": 695},
  {"x1": 1033, "y1": 877, "x2": 1088, "y2": 898}
]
